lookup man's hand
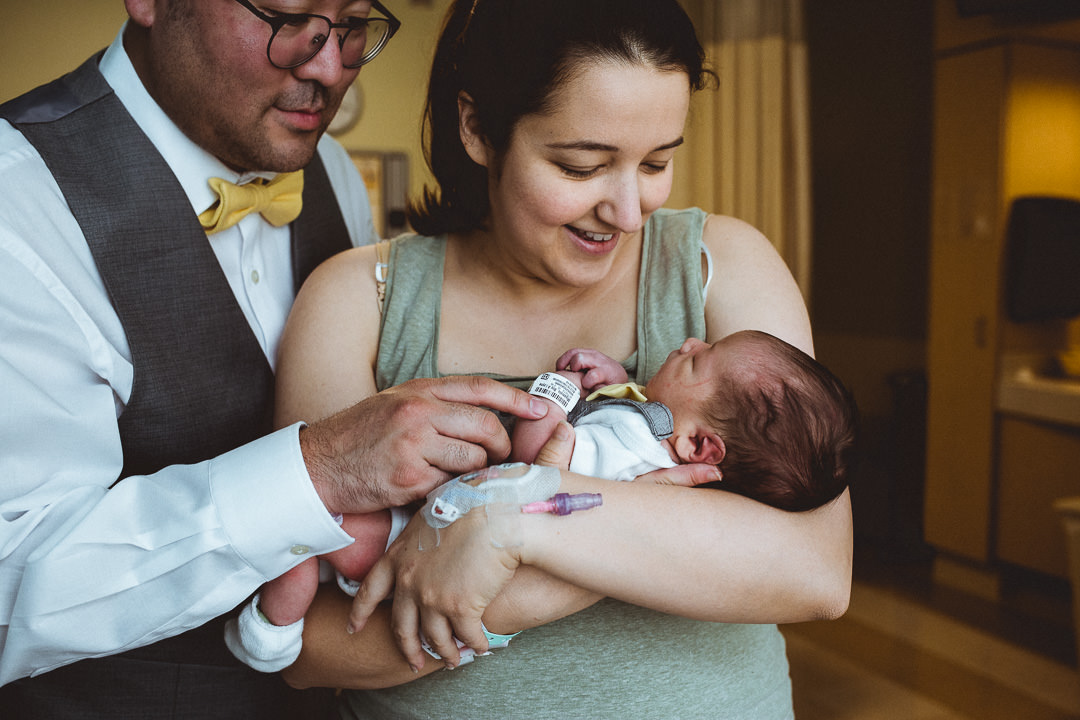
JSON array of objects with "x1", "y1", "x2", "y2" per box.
[
  {"x1": 555, "y1": 348, "x2": 629, "y2": 392},
  {"x1": 302, "y1": 377, "x2": 548, "y2": 515}
]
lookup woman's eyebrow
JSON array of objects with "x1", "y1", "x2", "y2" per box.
[{"x1": 546, "y1": 137, "x2": 685, "y2": 153}]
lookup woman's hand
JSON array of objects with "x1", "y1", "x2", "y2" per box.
[
  {"x1": 348, "y1": 509, "x2": 522, "y2": 671},
  {"x1": 348, "y1": 421, "x2": 578, "y2": 671},
  {"x1": 636, "y1": 463, "x2": 721, "y2": 487}
]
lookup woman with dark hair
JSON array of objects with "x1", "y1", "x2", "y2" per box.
[{"x1": 272, "y1": 1, "x2": 851, "y2": 717}]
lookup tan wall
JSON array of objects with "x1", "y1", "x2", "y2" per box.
[
  {"x1": 0, "y1": 0, "x2": 454, "y2": 200},
  {"x1": 0, "y1": 2, "x2": 129, "y2": 101}
]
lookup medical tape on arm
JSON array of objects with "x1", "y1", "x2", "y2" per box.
[{"x1": 420, "y1": 463, "x2": 561, "y2": 547}]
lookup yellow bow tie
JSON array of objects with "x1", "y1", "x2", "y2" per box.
[{"x1": 198, "y1": 170, "x2": 304, "y2": 235}]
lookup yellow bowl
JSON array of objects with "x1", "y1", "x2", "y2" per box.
[{"x1": 1059, "y1": 349, "x2": 1080, "y2": 378}]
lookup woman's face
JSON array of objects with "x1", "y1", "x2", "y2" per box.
[{"x1": 479, "y1": 60, "x2": 692, "y2": 287}]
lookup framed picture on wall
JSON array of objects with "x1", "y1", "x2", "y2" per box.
[{"x1": 349, "y1": 150, "x2": 410, "y2": 239}]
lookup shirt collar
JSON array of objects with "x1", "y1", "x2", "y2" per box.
[{"x1": 99, "y1": 24, "x2": 276, "y2": 216}]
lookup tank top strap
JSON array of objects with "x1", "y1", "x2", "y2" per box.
[
  {"x1": 375, "y1": 233, "x2": 446, "y2": 390},
  {"x1": 635, "y1": 207, "x2": 709, "y2": 382}
]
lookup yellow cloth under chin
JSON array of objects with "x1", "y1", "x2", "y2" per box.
[
  {"x1": 198, "y1": 170, "x2": 304, "y2": 235},
  {"x1": 586, "y1": 382, "x2": 649, "y2": 403}
]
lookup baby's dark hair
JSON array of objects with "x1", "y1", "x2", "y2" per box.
[{"x1": 702, "y1": 331, "x2": 858, "y2": 512}]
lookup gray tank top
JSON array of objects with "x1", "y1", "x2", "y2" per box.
[{"x1": 359, "y1": 208, "x2": 794, "y2": 719}]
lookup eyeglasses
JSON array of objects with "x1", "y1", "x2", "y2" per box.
[{"x1": 233, "y1": 0, "x2": 401, "y2": 69}]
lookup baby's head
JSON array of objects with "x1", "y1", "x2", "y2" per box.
[{"x1": 646, "y1": 331, "x2": 857, "y2": 511}]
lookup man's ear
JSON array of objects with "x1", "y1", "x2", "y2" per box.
[
  {"x1": 458, "y1": 92, "x2": 492, "y2": 168},
  {"x1": 689, "y1": 433, "x2": 725, "y2": 465},
  {"x1": 125, "y1": 0, "x2": 156, "y2": 28}
]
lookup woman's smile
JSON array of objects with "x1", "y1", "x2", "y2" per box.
[{"x1": 566, "y1": 225, "x2": 619, "y2": 255}]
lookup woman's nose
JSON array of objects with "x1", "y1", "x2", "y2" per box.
[{"x1": 597, "y1": 174, "x2": 644, "y2": 233}]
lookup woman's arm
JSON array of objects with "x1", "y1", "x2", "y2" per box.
[
  {"x1": 349, "y1": 215, "x2": 851, "y2": 668},
  {"x1": 350, "y1": 469, "x2": 850, "y2": 669},
  {"x1": 519, "y1": 474, "x2": 851, "y2": 622},
  {"x1": 274, "y1": 247, "x2": 382, "y2": 427},
  {"x1": 284, "y1": 588, "x2": 442, "y2": 689}
]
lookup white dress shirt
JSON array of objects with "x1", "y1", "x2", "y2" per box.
[{"x1": 0, "y1": 27, "x2": 373, "y2": 684}]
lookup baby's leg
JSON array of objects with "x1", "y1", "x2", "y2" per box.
[
  {"x1": 328, "y1": 510, "x2": 394, "y2": 583},
  {"x1": 259, "y1": 557, "x2": 320, "y2": 626}
]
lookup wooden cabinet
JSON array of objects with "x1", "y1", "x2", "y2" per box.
[
  {"x1": 997, "y1": 417, "x2": 1080, "y2": 577},
  {"x1": 924, "y1": 45, "x2": 1006, "y2": 563},
  {"x1": 924, "y1": 3, "x2": 1080, "y2": 576}
]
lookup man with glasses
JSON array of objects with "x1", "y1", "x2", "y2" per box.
[{"x1": 0, "y1": 2, "x2": 548, "y2": 717}]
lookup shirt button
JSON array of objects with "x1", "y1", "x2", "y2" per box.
[
  {"x1": 290, "y1": 545, "x2": 311, "y2": 556},
  {"x1": 250, "y1": 269, "x2": 260, "y2": 284}
]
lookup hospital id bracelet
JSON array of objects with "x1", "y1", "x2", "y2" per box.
[{"x1": 528, "y1": 372, "x2": 580, "y2": 415}]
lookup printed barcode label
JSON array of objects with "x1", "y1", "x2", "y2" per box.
[{"x1": 528, "y1": 372, "x2": 580, "y2": 414}]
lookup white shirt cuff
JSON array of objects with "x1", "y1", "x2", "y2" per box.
[{"x1": 210, "y1": 422, "x2": 352, "y2": 579}]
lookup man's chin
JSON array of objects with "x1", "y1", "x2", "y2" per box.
[{"x1": 228, "y1": 136, "x2": 323, "y2": 174}]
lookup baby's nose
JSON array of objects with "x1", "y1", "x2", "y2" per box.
[{"x1": 680, "y1": 337, "x2": 707, "y2": 353}]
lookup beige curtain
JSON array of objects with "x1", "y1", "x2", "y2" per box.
[{"x1": 673, "y1": 0, "x2": 813, "y2": 301}]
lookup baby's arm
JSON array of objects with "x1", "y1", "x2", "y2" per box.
[
  {"x1": 510, "y1": 370, "x2": 584, "y2": 465},
  {"x1": 511, "y1": 349, "x2": 629, "y2": 465}
]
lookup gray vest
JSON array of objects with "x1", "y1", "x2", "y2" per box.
[
  {"x1": 0, "y1": 53, "x2": 349, "y2": 718},
  {"x1": 1, "y1": 52, "x2": 351, "y2": 478}
]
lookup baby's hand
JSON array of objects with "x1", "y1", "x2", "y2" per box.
[{"x1": 555, "y1": 348, "x2": 628, "y2": 391}]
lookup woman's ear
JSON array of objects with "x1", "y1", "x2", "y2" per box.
[
  {"x1": 688, "y1": 433, "x2": 725, "y2": 465},
  {"x1": 458, "y1": 92, "x2": 492, "y2": 168}
]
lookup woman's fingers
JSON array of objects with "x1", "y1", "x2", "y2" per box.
[
  {"x1": 348, "y1": 554, "x2": 395, "y2": 635},
  {"x1": 390, "y1": 595, "x2": 429, "y2": 672},
  {"x1": 636, "y1": 462, "x2": 721, "y2": 487}
]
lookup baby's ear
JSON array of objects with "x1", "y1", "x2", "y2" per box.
[{"x1": 689, "y1": 433, "x2": 725, "y2": 465}]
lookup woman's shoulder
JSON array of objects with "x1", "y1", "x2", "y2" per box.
[
  {"x1": 702, "y1": 212, "x2": 769, "y2": 244},
  {"x1": 291, "y1": 242, "x2": 384, "y2": 326},
  {"x1": 698, "y1": 213, "x2": 813, "y2": 355},
  {"x1": 305, "y1": 243, "x2": 379, "y2": 293},
  {"x1": 647, "y1": 207, "x2": 774, "y2": 264},
  {"x1": 699, "y1": 212, "x2": 790, "y2": 274}
]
